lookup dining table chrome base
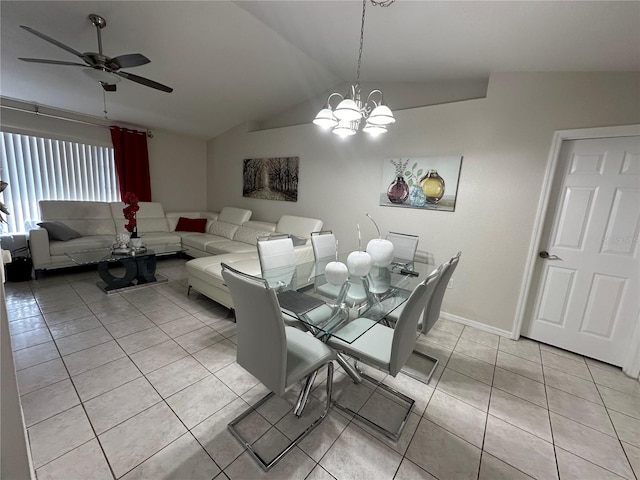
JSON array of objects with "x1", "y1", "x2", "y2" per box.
[{"x1": 294, "y1": 370, "x2": 318, "y2": 417}]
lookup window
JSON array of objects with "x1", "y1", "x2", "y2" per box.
[{"x1": 0, "y1": 132, "x2": 119, "y2": 233}]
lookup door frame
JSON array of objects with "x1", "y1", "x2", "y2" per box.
[{"x1": 513, "y1": 124, "x2": 640, "y2": 377}]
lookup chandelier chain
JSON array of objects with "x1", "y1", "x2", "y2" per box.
[
  {"x1": 356, "y1": 0, "x2": 396, "y2": 86},
  {"x1": 356, "y1": 0, "x2": 366, "y2": 87}
]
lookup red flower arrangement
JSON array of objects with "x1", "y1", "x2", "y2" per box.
[{"x1": 122, "y1": 192, "x2": 140, "y2": 237}]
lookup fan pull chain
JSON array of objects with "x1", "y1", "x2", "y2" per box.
[{"x1": 102, "y1": 90, "x2": 109, "y2": 119}]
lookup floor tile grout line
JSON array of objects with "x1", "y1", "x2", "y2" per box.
[
  {"x1": 553, "y1": 445, "x2": 633, "y2": 480},
  {"x1": 7, "y1": 263, "x2": 636, "y2": 479},
  {"x1": 25, "y1": 269, "x2": 222, "y2": 478},
  {"x1": 476, "y1": 351, "x2": 494, "y2": 480},
  {"x1": 538, "y1": 340, "x2": 562, "y2": 480},
  {"x1": 22, "y1": 282, "x2": 119, "y2": 480}
]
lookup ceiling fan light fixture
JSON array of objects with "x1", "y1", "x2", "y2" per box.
[{"x1": 83, "y1": 68, "x2": 120, "y2": 84}]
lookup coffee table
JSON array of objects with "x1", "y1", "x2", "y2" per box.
[{"x1": 66, "y1": 243, "x2": 185, "y2": 293}]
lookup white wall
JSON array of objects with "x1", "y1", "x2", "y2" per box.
[
  {"x1": 207, "y1": 72, "x2": 640, "y2": 333},
  {"x1": 0, "y1": 107, "x2": 208, "y2": 211}
]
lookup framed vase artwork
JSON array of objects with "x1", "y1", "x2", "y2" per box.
[
  {"x1": 379, "y1": 156, "x2": 463, "y2": 212},
  {"x1": 243, "y1": 157, "x2": 299, "y2": 202}
]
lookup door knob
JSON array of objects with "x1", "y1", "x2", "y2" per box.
[{"x1": 539, "y1": 251, "x2": 562, "y2": 260}]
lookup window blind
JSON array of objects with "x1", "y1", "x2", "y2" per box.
[{"x1": 0, "y1": 132, "x2": 119, "y2": 233}]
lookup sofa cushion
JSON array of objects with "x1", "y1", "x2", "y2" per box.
[
  {"x1": 276, "y1": 215, "x2": 323, "y2": 239},
  {"x1": 175, "y1": 217, "x2": 207, "y2": 233},
  {"x1": 205, "y1": 241, "x2": 257, "y2": 255},
  {"x1": 291, "y1": 235, "x2": 308, "y2": 246},
  {"x1": 182, "y1": 234, "x2": 229, "y2": 251},
  {"x1": 40, "y1": 200, "x2": 117, "y2": 236},
  {"x1": 134, "y1": 232, "x2": 182, "y2": 246},
  {"x1": 209, "y1": 221, "x2": 239, "y2": 239},
  {"x1": 186, "y1": 253, "x2": 261, "y2": 288},
  {"x1": 110, "y1": 202, "x2": 170, "y2": 233},
  {"x1": 233, "y1": 225, "x2": 278, "y2": 246},
  {"x1": 218, "y1": 207, "x2": 252, "y2": 225},
  {"x1": 166, "y1": 212, "x2": 218, "y2": 231},
  {"x1": 243, "y1": 220, "x2": 276, "y2": 232},
  {"x1": 37, "y1": 221, "x2": 82, "y2": 241},
  {"x1": 49, "y1": 236, "x2": 116, "y2": 255}
]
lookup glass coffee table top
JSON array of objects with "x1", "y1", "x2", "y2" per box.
[
  {"x1": 66, "y1": 243, "x2": 185, "y2": 266},
  {"x1": 66, "y1": 243, "x2": 185, "y2": 293}
]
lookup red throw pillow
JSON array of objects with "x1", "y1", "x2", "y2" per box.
[{"x1": 175, "y1": 217, "x2": 207, "y2": 233}]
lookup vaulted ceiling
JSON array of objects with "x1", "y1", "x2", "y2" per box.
[{"x1": 1, "y1": 1, "x2": 638, "y2": 140}]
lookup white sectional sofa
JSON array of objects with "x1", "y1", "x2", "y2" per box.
[
  {"x1": 30, "y1": 200, "x2": 185, "y2": 273},
  {"x1": 185, "y1": 215, "x2": 324, "y2": 309},
  {"x1": 29, "y1": 200, "x2": 324, "y2": 309}
]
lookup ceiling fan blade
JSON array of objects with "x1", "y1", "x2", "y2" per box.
[
  {"x1": 20, "y1": 25, "x2": 85, "y2": 59},
  {"x1": 100, "y1": 82, "x2": 117, "y2": 92},
  {"x1": 110, "y1": 53, "x2": 150, "y2": 69},
  {"x1": 116, "y1": 71, "x2": 173, "y2": 93},
  {"x1": 19, "y1": 58, "x2": 86, "y2": 67}
]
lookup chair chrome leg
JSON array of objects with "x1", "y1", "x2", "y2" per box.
[
  {"x1": 294, "y1": 370, "x2": 318, "y2": 417},
  {"x1": 227, "y1": 362, "x2": 334, "y2": 471}
]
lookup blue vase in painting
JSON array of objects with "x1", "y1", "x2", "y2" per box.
[{"x1": 408, "y1": 185, "x2": 426, "y2": 207}]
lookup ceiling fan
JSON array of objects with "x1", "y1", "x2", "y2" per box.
[{"x1": 19, "y1": 13, "x2": 173, "y2": 93}]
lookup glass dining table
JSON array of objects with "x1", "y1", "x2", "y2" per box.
[
  {"x1": 263, "y1": 254, "x2": 435, "y2": 339},
  {"x1": 261, "y1": 253, "x2": 436, "y2": 397}
]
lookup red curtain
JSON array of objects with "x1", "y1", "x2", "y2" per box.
[{"x1": 110, "y1": 126, "x2": 152, "y2": 201}]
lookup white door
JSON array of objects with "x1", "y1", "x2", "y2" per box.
[{"x1": 524, "y1": 136, "x2": 640, "y2": 366}]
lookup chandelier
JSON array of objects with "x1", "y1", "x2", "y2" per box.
[{"x1": 313, "y1": 0, "x2": 396, "y2": 138}]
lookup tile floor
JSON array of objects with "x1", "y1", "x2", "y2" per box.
[{"x1": 4, "y1": 257, "x2": 640, "y2": 480}]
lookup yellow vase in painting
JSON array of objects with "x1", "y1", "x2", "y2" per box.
[{"x1": 420, "y1": 169, "x2": 445, "y2": 204}]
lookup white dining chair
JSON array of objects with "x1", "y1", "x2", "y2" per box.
[
  {"x1": 327, "y1": 276, "x2": 432, "y2": 440},
  {"x1": 310, "y1": 230, "x2": 368, "y2": 309},
  {"x1": 257, "y1": 235, "x2": 297, "y2": 290},
  {"x1": 387, "y1": 231, "x2": 419, "y2": 264},
  {"x1": 423, "y1": 251, "x2": 462, "y2": 333},
  {"x1": 221, "y1": 263, "x2": 336, "y2": 471}
]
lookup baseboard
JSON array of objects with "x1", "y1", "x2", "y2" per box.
[{"x1": 440, "y1": 311, "x2": 513, "y2": 338}]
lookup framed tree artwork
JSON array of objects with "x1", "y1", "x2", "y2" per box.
[
  {"x1": 379, "y1": 156, "x2": 463, "y2": 212},
  {"x1": 243, "y1": 157, "x2": 299, "y2": 202}
]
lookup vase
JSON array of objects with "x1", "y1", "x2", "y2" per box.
[
  {"x1": 325, "y1": 261, "x2": 349, "y2": 286},
  {"x1": 366, "y1": 238, "x2": 394, "y2": 267},
  {"x1": 420, "y1": 169, "x2": 445, "y2": 204},
  {"x1": 115, "y1": 232, "x2": 130, "y2": 249},
  {"x1": 408, "y1": 185, "x2": 426, "y2": 207},
  {"x1": 387, "y1": 176, "x2": 409, "y2": 204},
  {"x1": 130, "y1": 237, "x2": 143, "y2": 249},
  {"x1": 346, "y1": 250, "x2": 372, "y2": 277}
]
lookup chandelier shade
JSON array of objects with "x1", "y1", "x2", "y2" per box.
[
  {"x1": 313, "y1": 0, "x2": 395, "y2": 138},
  {"x1": 334, "y1": 98, "x2": 363, "y2": 122},
  {"x1": 313, "y1": 108, "x2": 338, "y2": 128},
  {"x1": 368, "y1": 104, "x2": 396, "y2": 125},
  {"x1": 362, "y1": 123, "x2": 387, "y2": 136},
  {"x1": 332, "y1": 121, "x2": 358, "y2": 137}
]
